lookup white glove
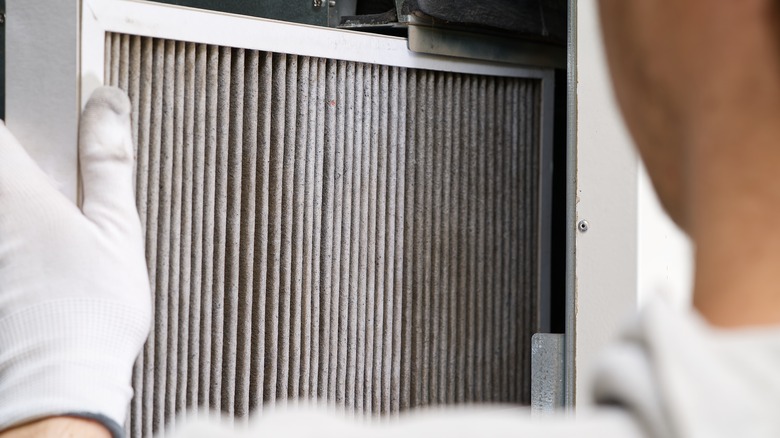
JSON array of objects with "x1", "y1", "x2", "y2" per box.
[{"x1": 0, "y1": 87, "x2": 151, "y2": 435}]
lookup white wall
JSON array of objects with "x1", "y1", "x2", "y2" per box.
[{"x1": 637, "y1": 166, "x2": 694, "y2": 309}]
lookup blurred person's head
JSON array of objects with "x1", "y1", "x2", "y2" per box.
[
  {"x1": 599, "y1": 1, "x2": 780, "y2": 324},
  {"x1": 598, "y1": 0, "x2": 780, "y2": 233}
]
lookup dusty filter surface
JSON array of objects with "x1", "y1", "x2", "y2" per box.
[{"x1": 105, "y1": 33, "x2": 543, "y2": 437}]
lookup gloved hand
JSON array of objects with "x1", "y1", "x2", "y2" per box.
[{"x1": 0, "y1": 87, "x2": 151, "y2": 435}]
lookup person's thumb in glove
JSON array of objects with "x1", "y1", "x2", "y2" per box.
[{"x1": 80, "y1": 87, "x2": 141, "y2": 235}]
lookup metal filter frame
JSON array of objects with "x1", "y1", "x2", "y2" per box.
[{"x1": 6, "y1": 0, "x2": 562, "y2": 434}]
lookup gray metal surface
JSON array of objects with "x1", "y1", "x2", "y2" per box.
[
  {"x1": 407, "y1": 23, "x2": 566, "y2": 69},
  {"x1": 530, "y1": 333, "x2": 565, "y2": 414},
  {"x1": 147, "y1": 0, "x2": 341, "y2": 27},
  {"x1": 565, "y1": 0, "x2": 577, "y2": 409},
  {"x1": 105, "y1": 32, "x2": 546, "y2": 436},
  {"x1": 406, "y1": 0, "x2": 566, "y2": 42}
]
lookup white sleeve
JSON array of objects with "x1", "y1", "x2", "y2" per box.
[{"x1": 593, "y1": 299, "x2": 780, "y2": 438}]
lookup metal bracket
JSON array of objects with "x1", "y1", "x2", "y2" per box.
[
  {"x1": 531, "y1": 333, "x2": 565, "y2": 415},
  {"x1": 393, "y1": 0, "x2": 410, "y2": 23},
  {"x1": 407, "y1": 22, "x2": 566, "y2": 69}
]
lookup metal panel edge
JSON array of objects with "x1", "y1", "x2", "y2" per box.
[
  {"x1": 407, "y1": 24, "x2": 566, "y2": 70},
  {"x1": 87, "y1": 0, "x2": 547, "y2": 79},
  {"x1": 531, "y1": 333, "x2": 565, "y2": 413},
  {"x1": 572, "y1": 0, "x2": 638, "y2": 408},
  {"x1": 564, "y1": 0, "x2": 577, "y2": 410},
  {"x1": 538, "y1": 69, "x2": 555, "y2": 334}
]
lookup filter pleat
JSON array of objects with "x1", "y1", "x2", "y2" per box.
[
  {"x1": 127, "y1": 32, "x2": 144, "y2": 438},
  {"x1": 109, "y1": 33, "x2": 120, "y2": 86},
  {"x1": 205, "y1": 46, "x2": 231, "y2": 414},
  {"x1": 249, "y1": 51, "x2": 273, "y2": 413},
  {"x1": 403, "y1": 69, "x2": 418, "y2": 410},
  {"x1": 144, "y1": 41, "x2": 170, "y2": 429},
  {"x1": 197, "y1": 45, "x2": 219, "y2": 413},
  {"x1": 363, "y1": 63, "x2": 380, "y2": 413},
  {"x1": 324, "y1": 59, "x2": 343, "y2": 405},
  {"x1": 501, "y1": 79, "x2": 514, "y2": 403},
  {"x1": 510, "y1": 81, "x2": 522, "y2": 402},
  {"x1": 495, "y1": 78, "x2": 509, "y2": 403},
  {"x1": 318, "y1": 58, "x2": 336, "y2": 404},
  {"x1": 164, "y1": 41, "x2": 186, "y2": 430},
  {"x1": 390, "y1": 67, "x2": 407, "y2": 415},
  {"x1": 345, "y1": 62, "x2": 364, "y2": 412},
  {"x1": 186, "y1": 43, "x2": 207, "y2": 412},
  {"x1": 234, "y1": 48, "x2": 259, "y2": 420},
  {"x1": 336, "y1": 60, "x2": 356, "y2": 409},
  {"x1": 289, "y1": 55, "x2": 309, "y2": 402},
  {"x1": 431, "y1": 72, "x2": 445, "y2": 404},
  {"x1": 371, "y1": 64, "x2": 389, "y2": 414},
  {"x1": 300, "y1": 58, "x2": 319, "y2": 398},
  {"x1": 381, "y1": 66, "x2": 399, "y2": 415},
  {"x1": 451, "y1": 73, "x2": 466, "y2": 405},
  {"x1": 465, "y1": 76, "x2": 479, "y2": 404},
  {"x1": 299, "y1": 56, "x2": 319, "y2": 400},
  {"x1": 524, "y1": 81, "x2": 535, "y2": 399},
  {"x1": 425, "y1": 71, "x2": 436, "y2": 405},
  {"x1": 265, "y1": 52, "x2": 286, "y2": 405},
  {"x1": 176, "y1": 41, "x2": 196, "y2": 418},
  {"x1": 308, "y1": 57, "x2": 327, "y2": 400},
  {"x1": 135, "y1": 35, "x2": 153, "y2": 436},
  {"x1": 277, "y1": 54, "x2": 298, "y2": 405},
  {"x1": 221, "y1": 48, "x2": 246, "y2": 418},
  {"x1": 354, "y1": 62, "x2": 371, "y2": 413},
  {"x1": 440, "y1": 72, "x2": 454, "y2": 405},
  {"x1": 119, "y1": 34, "x2": 131, "y2": 91}
]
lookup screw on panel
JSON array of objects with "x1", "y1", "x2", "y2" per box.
[
  {"x1": 578, "y1": 220, "x2": 589, "y2": 233},
  {"x1": 313, "y1": 0, "x2": 323, "y2": 7},
  {"x1": 329, "y1": 0, "x2": 337, "y2": 6}
]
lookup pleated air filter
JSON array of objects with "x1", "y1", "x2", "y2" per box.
[{"x1": 104, "y1": 30, "x2": 545, "y2": 437}]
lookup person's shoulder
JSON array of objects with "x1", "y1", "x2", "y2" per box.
[{"x1": 593, "y1": 297, "x2": 780, "y2": 438}]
